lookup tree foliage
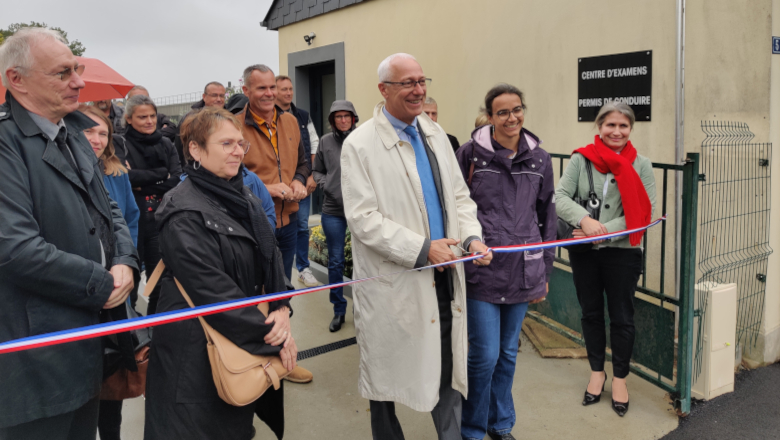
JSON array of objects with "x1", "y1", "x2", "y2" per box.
[{"x1": 0, "y1": 22, "x2": 85, "y2": 56}]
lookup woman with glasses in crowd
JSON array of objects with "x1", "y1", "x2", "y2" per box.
[
  {"x1": 116, "y1": 95, "x2": 182, "y2": 315},
  {"x1": 144, "y1": 107, "x2": 295, "y2": 439},
  {"x1": 78, "y1": 104, "x2": 140, "y2": 440},
  {"x1": 555, "y1": 102, "x2": 655, "y2": 417},
  {"x1": 455, "y1": 84, "x2": 556, "y2": 440}
]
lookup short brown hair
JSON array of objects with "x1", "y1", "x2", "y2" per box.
[
  {"x1": 275, "y1": 75, "x2": 291, "y2": 84},
  {"x1": 180, "y1": 107, "x2": 243, "y2": 162},
  {"x1": 78, "y1": 105, "x2": 127, "y2": 177}
]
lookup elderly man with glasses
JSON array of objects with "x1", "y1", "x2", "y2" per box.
[
  {"x1": 341, "y1": 52, "x2": 492, "y2": 440},
  {"x1": 0, "y1": 28, "x2": 138, "y2": 440}
]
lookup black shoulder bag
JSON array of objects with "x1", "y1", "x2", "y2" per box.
[{"x1": 556, "y1": 158, "x2": 601, "y2": 253}]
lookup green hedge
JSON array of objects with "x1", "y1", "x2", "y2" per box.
[{"x1": 308, "y1": 225, "x2": 353, "y2": 279}]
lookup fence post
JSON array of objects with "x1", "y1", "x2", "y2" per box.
[{"x1": 676, "y1": 152, "x2": 699, "y2": 416}]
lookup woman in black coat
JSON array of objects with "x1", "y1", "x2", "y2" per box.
[
  {"x1": 144, "y1": 108, "x2": 296, "y2": 440},
  {"x1": 117, "y1": 95, "x2": 182, "y2": 315}
]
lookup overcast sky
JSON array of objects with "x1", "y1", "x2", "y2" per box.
[{"x1": 4, "y1": 0, "x2": 279, "y2": 98}]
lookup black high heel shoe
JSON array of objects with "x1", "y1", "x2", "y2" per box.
[
  {"x1": 611, "y1": 379, "x2": 630, "y2": 417},
  {"x1": 582, "y1": 371, "x2": 607, "y2": 406}
]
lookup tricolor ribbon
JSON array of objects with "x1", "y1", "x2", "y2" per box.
[{"x1": 0, "y1": 217, "x2": 665, "y2": 355}]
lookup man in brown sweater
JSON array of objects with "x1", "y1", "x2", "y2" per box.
[{"x1": 237, "y1": 64, "x2": 313, "y2": 385}]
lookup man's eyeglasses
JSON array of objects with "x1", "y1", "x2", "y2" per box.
[
  {"x1": 205, "y1": 93, "x2": 225, "y2": 100},
  {"x1": 494, "y1": 106, "x2": 526, "y2": 121},
  {"x1": 37, "y1": 64, "x2": 86, "y2": 81},
  {"x1": 383, "y1": 78, "x2": 432, "y2": 89},
  {"x1": 213, "y1": 140, "x2": 250, "y2": 155}
]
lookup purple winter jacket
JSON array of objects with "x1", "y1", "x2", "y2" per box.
[{"x1": 455, "y1": 125, "x2": 556, "y2": 304}]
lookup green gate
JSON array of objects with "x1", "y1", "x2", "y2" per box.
[{"x1": 528, "y1": 152, "x2": 699, "y2": 416}]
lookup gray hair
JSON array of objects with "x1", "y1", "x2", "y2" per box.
[
  {"x1": 0, "y1": 28, "x2": 67, "y2": 87},
  {"x1": 203, "y1": 81, "x2": 225, "y2": 93},
  {"x1": 126, "y1": 85, "x2": 149, "y2": 96},
  {"x1": 123, "y1": 95, "x2": 157, "y2": 127},
  {"x1": 424, "y1": 97, "x2": 437, "y2": 106},
  {"x1": 377, "y1": 53, "x2": 417, "y2": 82},
  {"x1": 242, "y1": 64, "x2": 274, "y2": 88},
  {"x1": 595, "y1": 102, "x2": 636, "y2": 129}
]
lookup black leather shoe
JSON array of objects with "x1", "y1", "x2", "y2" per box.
[
  {"x1": 612, "y1": 399, "x2": 629, "y2": 417},
  {"x1": 487, "y1": 432, "x2": 516, "y2": 440},
  {"x1": 329, "y1": 314, "x2": 345, "y2": 332},
  {"x1": 582, "y1": 371, "x2": 607, "y2": 406}
]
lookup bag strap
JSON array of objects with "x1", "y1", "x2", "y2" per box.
[{"x1": 142, "y1": 260, "x2": 269, "y2": 316}]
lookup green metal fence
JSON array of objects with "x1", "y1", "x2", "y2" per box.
[{"x1": 527, "y1": 152, "x2": 699, "y2": 416}]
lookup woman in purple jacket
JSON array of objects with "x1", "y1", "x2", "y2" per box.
[{"x1": 456, "y1": 84, "x2": 556, "y2": 440}]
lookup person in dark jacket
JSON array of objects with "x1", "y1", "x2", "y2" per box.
[
  {"x1": 455, "y1": 84, "x2": 556, "y2": 440},
  {"x1": 93, "y1": 99, "x2": 126, "y2": 136},
  {"x1": 173, "y1": 81, "x2": 227, "y2": 166},
  {"x1": 312, "y1": 100, "x2": 358, "y2": 332},
  {"x1": 423, "y1": 97, "x2": 460, "y2": 153},
  {"x1": 144, "y1": 107, "x2": 296, "y2": 440},
  {"x1": 117, "y1": 94, "x2": 182, "y2": 315},
  {"x1": 79, "y1": 104, "x2": 141, "y2": 440},
  {"x1": 0, "y1": 28, "x2": 138, "y2": 439},
  {"x1": 126, "y1": 85, "x2": 177, "y2": 142}
]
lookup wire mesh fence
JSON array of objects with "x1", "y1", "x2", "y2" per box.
[{"x1": 694, "y1": 121, "x2": 773, "y2": 378}]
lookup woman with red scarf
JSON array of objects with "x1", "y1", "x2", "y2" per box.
[{"x1": 555, "y1": 102, "x2": 656, "y2": 417}]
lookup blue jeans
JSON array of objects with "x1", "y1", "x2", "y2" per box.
[
  {"x1": 320, "y1": 214, "x2": 348, "y2": 316},
  {"x1": 461, "y1": 299, "x2": 529, "y2": 440},
  {"x1": 275, "y1": 212, "x2": 298, "y2": 281},
  {"x1": 294, "y1": 195, "x2": 311, "y2": 272}
]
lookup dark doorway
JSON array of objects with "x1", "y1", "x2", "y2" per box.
[{"x1": 300, "y1": 61, "x2": 336, "y2": 215}]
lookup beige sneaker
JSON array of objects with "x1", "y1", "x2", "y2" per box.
[
  {"x1": 298, "y1": 268, "x2": 318, "y2": 287},
  {"x1": 285, "y1": 365, "x2": 313, "y2": 383}
]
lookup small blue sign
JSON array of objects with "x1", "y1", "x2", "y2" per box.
[{"x1": 773, "y1": 36, "x2": 780, "y2": 54}]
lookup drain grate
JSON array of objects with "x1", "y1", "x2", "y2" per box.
[{"x1": 297, "y1": 337, "x2": 357, "y2": 361}]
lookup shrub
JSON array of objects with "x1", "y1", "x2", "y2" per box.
[{"x1": 308, "y1": 225, "x2": 353, "y2": 279}]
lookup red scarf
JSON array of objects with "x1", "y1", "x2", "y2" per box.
[{"x1": 574, "y1": 135, "x2": 652, "y2": 246}]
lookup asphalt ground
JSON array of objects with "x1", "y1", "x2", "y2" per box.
[{"x1": 661, "y1": 362, "x2": 780, "y2": 440}]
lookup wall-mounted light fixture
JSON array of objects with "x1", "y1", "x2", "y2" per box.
[{"x1": 303, "y1": 32, "x2": 316, "y2": 45}]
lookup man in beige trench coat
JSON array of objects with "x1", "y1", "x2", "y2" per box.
[{"x1": 341, "y1": 53, "x2": 492, "y2": 440}]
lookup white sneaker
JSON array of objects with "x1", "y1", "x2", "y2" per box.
[{"x1": 298, "y1": 268, "x2": 319, "y2": 287}]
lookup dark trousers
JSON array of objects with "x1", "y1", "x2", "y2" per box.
[
  {"x1": 275, "y1": 212, "x2": 298, "y2": 281},
  {"x1": 369, "y1": 269, "x2": 462, "y2": 440},
  {"x1": 0, "y1": 396, "x2": 99, "y2": 440},
  {"x1": 138, "y1": 211, "x2": 162, "y2": 315},
  {"x1": 569, "y1": 247, "x2": 643, "y2": 378},
  {"x1": 97, "y1": 400, "x2": 122, "y2": 440}
]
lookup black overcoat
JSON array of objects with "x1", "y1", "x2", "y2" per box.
[
  {"x1": 0, "y1": 93, "x2": 139, "y2": 427},
  {"x1": 143, "y1": 178, "x2": 290, "y2": 440}
]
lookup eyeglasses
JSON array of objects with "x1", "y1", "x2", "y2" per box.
[
  {"x1": 205, "y1": 93, "x2": 225, "y2": 100},
  {"x1": 383, "y1": 78, "x2": 432, "y2": 89},
  {"x1": 333, "y1": 114, "x2": 352, "y2": 120},
  {"x1": 213, "y1": 140, "x2": 250, "y2": 155},
  {"x1": 494, "y1": 106, "x2": 525, "y2": 121},
  {"x1": 34, "y1": 64, "x2": 86, "y2": 81}
]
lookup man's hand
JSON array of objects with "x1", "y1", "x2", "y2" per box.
[
  {"x1": 266, "y1": 182, "x2": 294, "y2": 201},
  {"x1": 279, "y1": 336, "x2": 298, "y2": 372},
  {"x1": 305, "y1": 175, "x2": 317, "y2": 195},
  {"x1": 290, "y1": 180, "x2": 307, "y2": 201},
  {"x1": 103, "y1": 264, "x2": 134, "y2": 309},
  {"x1": 468, "y1": 240, "x2": 493, "y2": 267},
  {"x1": 264, "y1": 307, "x2": 291, "y2": 346},
  {"x1": 429, "y1": 238, "x2": 459, "y2": 272}
]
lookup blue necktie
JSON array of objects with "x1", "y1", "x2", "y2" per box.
[{"x1": 403, "y1": 125, "x2": 445, "y2": 240}]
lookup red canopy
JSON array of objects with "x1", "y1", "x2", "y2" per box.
[{"x1": 0, "y1": 56, "x2": 134, "y2": 104}]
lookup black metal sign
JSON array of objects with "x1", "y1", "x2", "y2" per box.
[{"x1": 578, "y1": 50, "x2": 652, "y2": 122}]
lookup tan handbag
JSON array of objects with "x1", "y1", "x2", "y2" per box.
[{"x1": 144, "y1": 261, "x2": 291, "y2": 407}]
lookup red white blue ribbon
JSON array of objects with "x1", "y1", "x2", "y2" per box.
[{"x1": 0, "y1": 217, "x2": 665, "y2": 355}]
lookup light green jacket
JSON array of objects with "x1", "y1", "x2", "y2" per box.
[{"x1": 555, "y1": 152, "x2": 656, "y2": 249}]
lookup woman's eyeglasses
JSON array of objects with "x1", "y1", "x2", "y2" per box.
[
  {"x1": 494, "y1": 106, "x2": 525, "y2": 121},
  {"x1": 214, "y1": 140, "x2": 250, "y2": 155}
]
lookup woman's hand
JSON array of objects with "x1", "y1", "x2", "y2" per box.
[
  {"x1": 264, "y1": 307, "x2": 291, "y2": 346},
  {"x1": 579, "y1": 217, "x2": 607, "y2": 245},
  {"x1": 529, "y1": 283, "x2": 549, "y2": 304},
  {"x1": 279, "y1": 336, "x2": 298, "y2": 372}
]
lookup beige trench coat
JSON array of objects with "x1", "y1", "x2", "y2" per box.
[{"x1": 341, "y1": 102, "x2": 482, "y2": 412}]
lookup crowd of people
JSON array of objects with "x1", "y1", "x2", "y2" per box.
[{"x1": 0, "y1": 28, "x2": 655, "y2": 440}]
